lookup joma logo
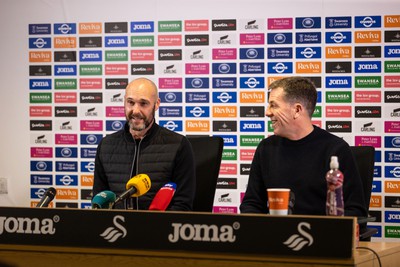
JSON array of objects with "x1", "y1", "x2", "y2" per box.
[
  {"x1": 0, "y1": 216, "x2": 56, "y2": 235},
  {"x1": 168, "y1": 222, "x2": 238, "y2": 243}
]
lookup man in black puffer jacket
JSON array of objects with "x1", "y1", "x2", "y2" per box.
[{"x1": 93, "y1": 78, "x2": 195, "y2": 210}]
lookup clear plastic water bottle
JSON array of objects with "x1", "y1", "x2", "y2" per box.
[{"x1": 326, "y1": 156, "x2": 344, "y2": 216}]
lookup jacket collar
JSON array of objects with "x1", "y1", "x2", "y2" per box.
[{"x1": 123, "y1": 120, "x2": 159, "y2": 143}]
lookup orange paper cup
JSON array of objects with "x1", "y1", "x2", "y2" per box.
[{"x1": 267, "y1": 188, "x2": 290, "y2": 215}]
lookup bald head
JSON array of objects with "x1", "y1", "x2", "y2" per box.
[
  {"x1": 125, "y1": 77, "x2": 159, "y2": 101},
  {"x1": 124, "y1": 78, "x2": 161, "y2": 137}
]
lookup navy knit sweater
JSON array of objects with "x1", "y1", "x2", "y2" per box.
[{"x1": 240, "y1": 125, "x2": 367, "y2": 217}]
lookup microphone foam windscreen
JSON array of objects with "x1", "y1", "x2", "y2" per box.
[
  {"x1": 92, "y1": 190, "x2": 116, "y2": 209},
  {"x1": 149, "y1": 182, "x2": 177, "y2": 211},
  {"x1": 126, "y1": 174, "x2": 151, "y2": 197}
]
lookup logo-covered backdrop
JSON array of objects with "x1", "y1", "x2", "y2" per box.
[{"x1": 6, "y1": 0, "x2": 399, "y2": 242}]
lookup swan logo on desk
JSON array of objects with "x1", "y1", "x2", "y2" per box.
[
  {"x1": 100, "y1": 215, "x2": 127, "y2": 242},
  {"x1": 283, "y1": 222, "x2": 314, "y2": 251}
]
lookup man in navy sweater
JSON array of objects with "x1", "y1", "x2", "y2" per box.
[{"x1": 240, "y1": 77, "x2": 367, "y2": 218}]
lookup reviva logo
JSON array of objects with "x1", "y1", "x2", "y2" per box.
[
  {"x1": 267, "y1": 76, "x2": 284, "y2": 86},
  {"x1": 240, "y1": 91, "x2": 265, "y2": 103},
  {"x1": 212, "y1": 106, "x2": 237, "y2": 117},
  {"x1": 29, "y1": 51, "x2": 51, "y2": 62},
  {"x1": 355, "y1": 31, "x2": 381, "y2": 43},
  {"x1": 56, "y1": 189, "x2": 78, "y2": 200},
  {"x1": 385, "y1": 15, "x2": 400, "y2": 27},
  {"x1": 79, "y1": 22, "x2": 102, "y2": 34},
  {"x1": 325, "y1": 46, "x2": 352, "y2": 58},
  {"x1": 54, "y1": 37, "x2": 76, "y2": 48},
  {"x1": 185, "y1": 120, "x2": 210, "y2": 132},
  {"x1": 385, "y1": 181, "x2": 400, "y2": 193},
  {"x1": 296, "y1": 62, "x2": 321, "y2": 73},
  {"x1": 81, "y1": 175, "x2": 94, "y2": 187},
  {"x1": 370, "y1": 195, "x2": 382, "y2": 208}
]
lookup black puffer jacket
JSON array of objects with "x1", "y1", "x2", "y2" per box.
[{"x1": 93, "y1": 121, "x2": 195, "y2": 211}]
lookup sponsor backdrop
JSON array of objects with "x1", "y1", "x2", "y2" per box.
[{"x1": 0, "y1": 0, "x2": 399, "y2": 241}]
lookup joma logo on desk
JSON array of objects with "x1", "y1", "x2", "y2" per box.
[
  {"x1": 168, "y1": 222, "x2": 239, "y2": 243},
  {"x1": 0, "y1": 216, "x2": 57, "y2": 235}
]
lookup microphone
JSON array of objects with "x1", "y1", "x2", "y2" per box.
[
  {"x1": 36, "y1": 187, "x2": 56, "y2": 208},
  {"x1": 149, "y1": 182, "x2": 177, "y2": 211},
  {"x1": 288, "y1": 191, "x2": 295, "y2": 215},
  {"x1": 114, "y1": 174, "x2": 151, "y2": 205},
  {"x1": 91, "y1": 190, "x2": 116, "y2": 209}
]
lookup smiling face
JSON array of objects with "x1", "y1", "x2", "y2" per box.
[
  {"x1": 266, "y1": 87, "x2": 297, "y2": 138},
  {"x1": 265, "y1": 77, "x2": 317, "y2": 140},
  {"x1": 124, "y1": 78, "x2": 160, "y2": 137}
]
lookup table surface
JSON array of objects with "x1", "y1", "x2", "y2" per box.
[{"x1": 1, "y1": 241, "x2": 400, "y2": 267}]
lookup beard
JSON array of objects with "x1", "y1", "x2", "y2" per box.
[{"x1": 126, "y1": 106, "x2": 156, "y2": 132}]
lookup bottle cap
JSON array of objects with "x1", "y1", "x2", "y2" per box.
[{"x1": 330, "y1": 156, "x2": 339, "y2": 169}]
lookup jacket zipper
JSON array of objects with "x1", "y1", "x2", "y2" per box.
[{"x1": 128, "y1": 136, "x2": 144, "y2": 210}]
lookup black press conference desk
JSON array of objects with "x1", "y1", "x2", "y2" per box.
[{"x1": 0, "y1": 207, "x2": 399, "y2": 267}]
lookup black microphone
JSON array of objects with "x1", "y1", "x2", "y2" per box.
[
  {"x1": 36, "y1": 187, "x2": 57, "y2": 208},
  {"x1": 288, "y1": 191, "x2": 295, "y2": 214}
]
